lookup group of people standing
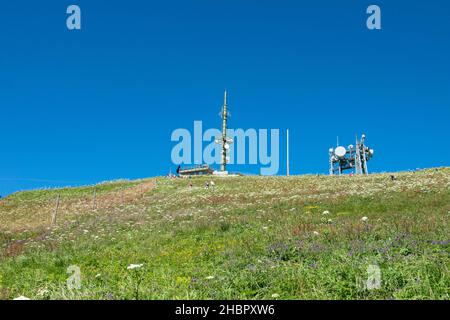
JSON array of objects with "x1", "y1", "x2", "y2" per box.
[{"x1": 188, "y1": 180, "x2": 215, "y2": 190}]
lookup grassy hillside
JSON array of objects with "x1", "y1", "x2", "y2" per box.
[{"x1": 0, "y1": 169, "x2": 449, "y2": 300}]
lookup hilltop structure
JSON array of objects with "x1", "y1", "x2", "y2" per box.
[
  {"x1": 176, "y1": 91, "x2": 233, "y2": 177},
  {"x1": 329, "y1": 134, "x2": 374, "y2": 175},
  {"x1": 214, "y1": 91, "x2": 234, "y2": 176}
]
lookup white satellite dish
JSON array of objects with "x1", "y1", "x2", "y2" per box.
[
  {"x1": 224, "y1": 143, "x2": 230, "y2": 150},
  {"x1": 335, "y1": 146, "x2": 347, "y2": 158}
]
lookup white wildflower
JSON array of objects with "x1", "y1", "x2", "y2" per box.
[
  {"x1": 313, "y1": 231, "x2": 320, "y2": 236},
  {"x1": 36, "y1": 288, "x2": 49, "y2": 297},
  {"x1": 127, "y1": 263, "x2": 144, "y2": 270},
  {"x1": 13, "y1": 296, "x2": 30, "y2": 300},
  {"x1": 361, "y1": 217, "x2": 369, "y2": 222},
  {"x1": 271, "y1": 293, "x2": 280, "y2": 298},
  {"x1": 205, "y1": 276, "x2": 215, "y2": 280},
  {"x1": 322, "y1": 210, "x2": 330, "y2": 215}
]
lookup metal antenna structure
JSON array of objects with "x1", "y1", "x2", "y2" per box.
[
  {"x1": 286, "y1": 129, "x2": 290, "y2": 176},
  {"x1": 329, "y1": 134, "x2": 374, "y2": 175},
  {"x1": 215, "y1": 91, "x2": 233, "y2": 173}
]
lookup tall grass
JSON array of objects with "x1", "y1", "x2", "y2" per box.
[{"x1": 0, "y1": 168, "x2": 448, "y2": 299}]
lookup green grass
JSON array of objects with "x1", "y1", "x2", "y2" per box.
[{"x1": 0, "y1": 168, "x2": 449, "y2": 300}]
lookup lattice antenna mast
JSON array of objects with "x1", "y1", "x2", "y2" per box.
[
  {"x1": 221, "y1": 91, "x2": 228, "y2": 172},
  {"x1": 329, "y1": 148, "x2": 334, "y2": 175},
  {"x1": 360, "y1": 134, "x2": 369, "y2": 174},
  {"x1": 215, "y1": 91, "x2": 233, "y2": 173},
  {"x1": 329, "y1": 133, "x2": 374, "y2": 176},
  {"x1": 355, "y1": 135, "x2": 363, "y2": 174}
]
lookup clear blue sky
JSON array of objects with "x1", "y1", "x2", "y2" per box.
[{"x1": 1, "y1": 0, "x2": 449, "y2": 195}]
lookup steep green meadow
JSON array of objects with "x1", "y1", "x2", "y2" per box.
[{"x1": 0, "y1": 168, "x2": 449, "y2": 300}]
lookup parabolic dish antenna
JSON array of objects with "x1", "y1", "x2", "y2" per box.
[
  {"x1": 335, "y1": 146, "x2": 347, "y2": 158},
  {"x1": 224, "y1": 143, "x2": 230, "y2": 150}
]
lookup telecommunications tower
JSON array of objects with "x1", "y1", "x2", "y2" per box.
[
  {"x1": 329, "y1": 134, "x2": 374, "y2": 175},
  {"x1": 215, "y1": 91, "x2": 233, "y2": 174}
]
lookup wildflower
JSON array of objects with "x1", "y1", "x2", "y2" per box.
[
  {"x1": 361, "y1": 217, "x2": 369, "y2": 222},
  {"x1": 127, "y1": 263, "x2": 144, "y2": 270},
  {"x1": 431, "y1": 240, "x2": 450, "y2": 245},
  {"x1": 271, "y1": 293, "x2": 280, "y2": 298},
  {"x1": 247, "y1": 264, "x2": 257, "y2": 272},
  {"x1": 36, "y1": 288, "x2": 49, "y2": 297},
  {"x1": 95, "y1": 273, "x2": 102, "y2": 278},
  {"x1": 13, "y1": 296, "x2": 30, "y2": 300},
  {"x1": 313, "y1": 231, "x2": 320, "y2": 236},
  {"x1": 190, "y1": 277, "x2": 199, "y2": 285},
  {"x1": 262, "y1": 226, "x2": 269, "y2": 230},
  {"x1": 322, "y1": 210, "x2": 330, "y2": 215},
  {"x1": 205, "y1": 276, "x2": 215, "y2": 280},
  {"x1": 105, "y1": 292, "x2": 115, "y2": 300}
]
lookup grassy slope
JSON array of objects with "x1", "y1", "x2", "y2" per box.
[{"x1": 0, "y1": 169, "x2": 449, "y2": 300}]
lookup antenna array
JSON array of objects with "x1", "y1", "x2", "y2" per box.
[
  {"x1": 329, "y1": 134, "x2": 374, "y2": 175},
  {"x1": 215, "y1": 91, "x2": 233, "y2": 174}
]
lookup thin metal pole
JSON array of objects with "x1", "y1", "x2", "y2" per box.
[{"x1": 286, "y1": 129, "x2": 290, "y2": 176}]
